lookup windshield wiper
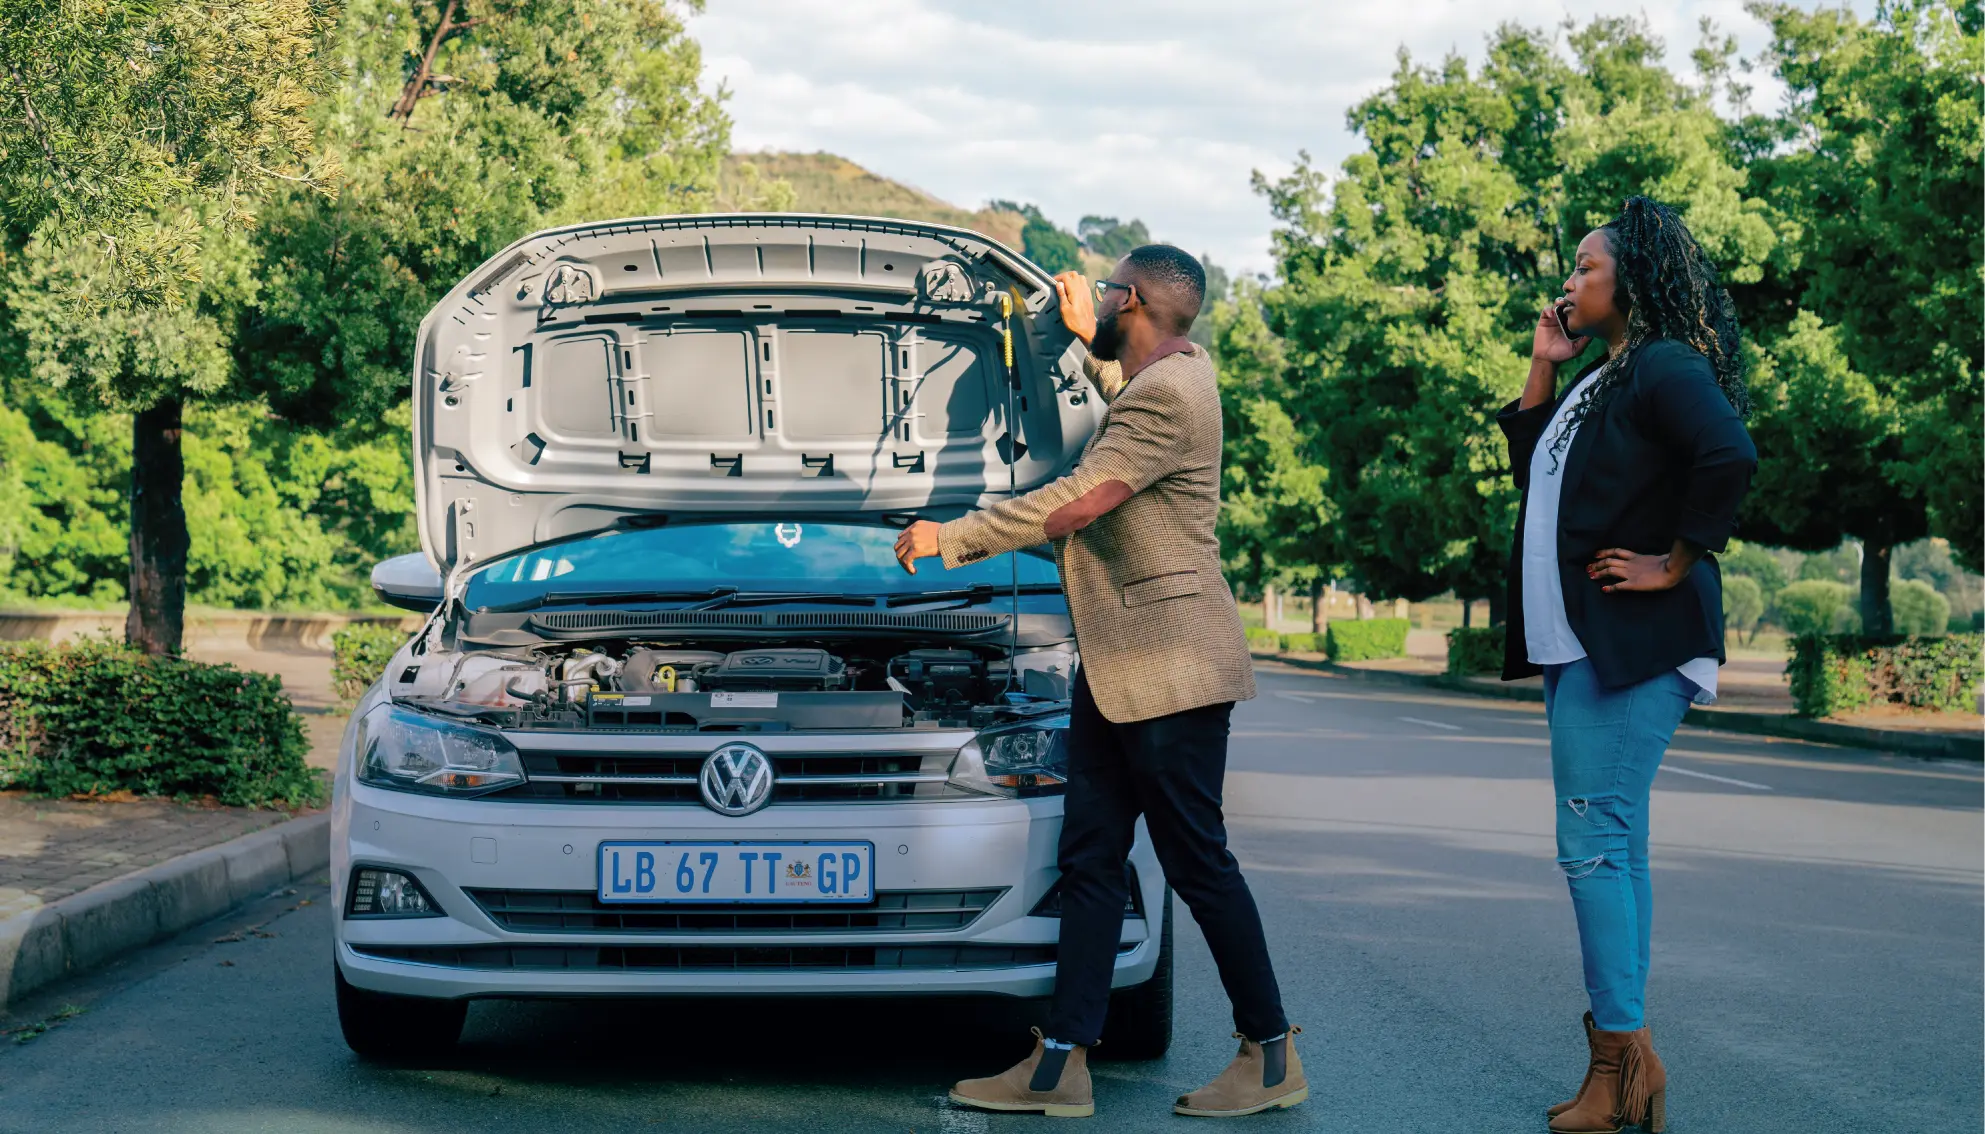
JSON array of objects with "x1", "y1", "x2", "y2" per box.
[
  {"x1": 478, "y1": 587, "x2": 736, "y2": 615},
  {"x1": 883, "y1": 583, "x2": 1064, "y2": 608},
  {"x1": 688, "y1": 591, "x2": 880, "y2": 610}
]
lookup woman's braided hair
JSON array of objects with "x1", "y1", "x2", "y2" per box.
[{"x1": 1546, "y1": 196, "x2": 1751, "y2": 468}]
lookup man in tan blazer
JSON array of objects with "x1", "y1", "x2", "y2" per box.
[{"x1": 896, "y1": 246, "x2": 1304, "y2": 1120}]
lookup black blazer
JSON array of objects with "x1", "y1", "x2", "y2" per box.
[{"x1": 1498, "y1": 338, "x2": 1758, "y2": 688}]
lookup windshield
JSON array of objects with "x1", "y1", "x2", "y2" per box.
[{"x1": 460, "y1": 521, "x2": 1060, "y2": 609}]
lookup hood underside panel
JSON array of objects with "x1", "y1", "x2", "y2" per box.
[{"x1": 414, "y1": 214, "x2": 1100, "y2": 569}]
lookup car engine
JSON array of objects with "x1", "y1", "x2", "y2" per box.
[{"x1": 392, "y1": 637, "x2": 1073, "y2": 733}]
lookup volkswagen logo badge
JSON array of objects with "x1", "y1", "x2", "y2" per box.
[{"x1": 699, "y1": 743, "x2": 774, "y2": 816}]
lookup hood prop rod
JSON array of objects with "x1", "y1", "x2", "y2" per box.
[{"x1": 1000, "y1": 291, "x2": 1022, "y2": 694}]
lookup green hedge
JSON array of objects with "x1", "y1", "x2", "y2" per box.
[
  {"x1": 1325, "y1": 618, "x2": 1410, "y2": 662},
  {"x1": 1787, "y1": 633, "x2": 1982, "y2": 718},
  {"x1": 1446, "y1": 626, "x2": 1507, "y2": 676},
  {"x1": 1279, "y1": 631, "x2": 1326, "y2": 653},
  {"x1": 1244, "y1": 627, "x2": 1282, "y2": 651},
  {"x1": 332, "y1": 622, "x2": 412, "y2": 703},
  {"x1": 0, "y1": 639, "x2": 318, "y2": 808}
]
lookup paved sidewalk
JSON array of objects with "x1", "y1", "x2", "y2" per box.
[
  {"x1": 0, "y1": 794, "x2": 294, "y2": 921},
  {"x1": 0, "y1": 639, "x2": 347, "y2": 925}
]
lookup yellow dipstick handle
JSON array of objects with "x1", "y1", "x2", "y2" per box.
[
  {"x1": 658, "y1": 665, "x2": 677, "y2": 693},
  {"x1": 999, "y1": 292, "x2": 1014, "y2": 371}
]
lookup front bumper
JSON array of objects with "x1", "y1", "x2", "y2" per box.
[{"x1": 331, "y1": 780, "x2": 1163, "y2": 1001}]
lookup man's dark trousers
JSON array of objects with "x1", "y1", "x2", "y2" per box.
[{"x1": 1046, "y1": 670, "x2": 1288, "y2": 1046}]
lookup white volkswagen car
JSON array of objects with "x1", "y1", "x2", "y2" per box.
[{"x1": 331, "y1": 215, "x2": 1173, "y2": 1061}]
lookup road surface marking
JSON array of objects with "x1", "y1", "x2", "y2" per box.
[
  {"x1": 1398, "y1": 716, "x2": 1463, "y2": 731},
  {"x1": 1659, "y1": 764, "x2": 1772, "y2": 790}
]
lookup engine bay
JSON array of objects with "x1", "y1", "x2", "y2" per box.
[{"x1": 391, "y1": 636, "x2": 1074, "y2": 732}]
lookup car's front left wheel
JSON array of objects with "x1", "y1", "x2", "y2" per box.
[{"x1": 335, "y1": 963, "x2": 467, "y2": 1061}]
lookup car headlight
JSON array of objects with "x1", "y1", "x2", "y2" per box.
[
  {"x1": 948, "y1": 716, "x2": 1069, "y2": 797},
  {"x1": 355, "y1": 704, "x2": 526, "y2": 796}
]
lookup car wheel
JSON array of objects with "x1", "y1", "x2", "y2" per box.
[
  {"x1": 334, "y1": 963, "x2": 467, "y2": 1061},
  {"x1": 1098, "y1": 887, "x2": 1172, "y2": 1060}
]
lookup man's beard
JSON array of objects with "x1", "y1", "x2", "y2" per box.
[{"x1": 1090, "y1": 310, "x2": 1124, "y2": 362}]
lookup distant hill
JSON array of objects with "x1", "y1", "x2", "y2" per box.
[{"x1": 722, "y1": 151, "x2": 1112, "y2": 276}]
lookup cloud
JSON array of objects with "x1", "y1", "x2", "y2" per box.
[{"x1": 687, "y1": 0, "x2": 1835, "y2": 274}]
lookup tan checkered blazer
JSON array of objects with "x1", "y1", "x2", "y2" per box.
[{"x1": 939, "y1": 344, "x2": 1256, "y2": 723}]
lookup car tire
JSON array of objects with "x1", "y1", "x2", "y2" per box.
[
  {"x1": 335, "y1": 963, "x2": 467, "y2": 1061},
  {"x1": 1098, "y1": 888, "x2": 1173, "y2": 1060}
]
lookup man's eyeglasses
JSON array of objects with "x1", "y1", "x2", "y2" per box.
[{"x1": 1093, "y1": 279, "x2": 1136, "y2": 303}]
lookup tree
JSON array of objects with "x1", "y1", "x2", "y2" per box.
[
  {"x1": 1241, "y1": 19, "x2": 1776, "y2": 616},
  {"x1": 1207, "y1": 281, "x2": 1340, "y2": 610},
  {"x1": 1739, "y1": 314, "x2": 1927, "y2": 635},
  {"x1": 0, "y1": 0, "x2": 338, "y2": 306},
  {"x1": 4, "y1": 0, "x2": 729, "y2": 652},
  {"x1": 1078, "y1": 216, "x2": 1151, "y2": 260},
  {"x1": 0, "y1": 0, "x2": 339, "y2": 651},
  {"x1": 991, "y1": 201, "x2": 1084, "y2": 274},
  {"x1": 1722, "y1": 574, "x2": 1765, "y2": 642},
  {"x1": 1740, "y1": 0, "x2": 1983, "y2": 639},
  {"x1": 1773, "y1": 579, "x2": 1855, "y2": 636},
  {"x1": 1720, "y1": 539, "x2": 1789, "y2": 598},
  {"x1": 1891, "y1": 578, "x2": 1951, "y2": 637},
  {"x1": 242, "y1": 0, "x2": 731, "y2": 431},
  {"x1": 11, "y1": 222, "x2": 270, "y2": 651},
  {"x1": 1894, "y1": 538, "x2": 1983, "y2": 629}
]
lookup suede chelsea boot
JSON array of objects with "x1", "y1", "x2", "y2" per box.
[
  {"x1": 1173, "y1": 1028, "x2": 1308, "y2": 1118},
  {"x1": 948, "y1": 1028, "x2": 1094, "y2": 1119}
]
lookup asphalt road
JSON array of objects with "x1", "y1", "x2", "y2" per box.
[{"x1": 4, "y1": 660, "x2": 1979, "y2": 1133}]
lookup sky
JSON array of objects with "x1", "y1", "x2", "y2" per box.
[{"x1": 685, "y1": 0, "x2": 1828, "y2": 276}]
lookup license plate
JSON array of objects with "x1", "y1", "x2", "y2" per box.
[{"x1": 595, "y1": 841, "x2": 874, "y2": 904}]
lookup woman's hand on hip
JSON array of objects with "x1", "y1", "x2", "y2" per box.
[{"x1": 1587, "y1": 547, "x2": 1690, "y2": 593}]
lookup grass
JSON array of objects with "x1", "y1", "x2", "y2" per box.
[{"x1": 5, "y1": 1003, "x2": 85, "y2": 1045}]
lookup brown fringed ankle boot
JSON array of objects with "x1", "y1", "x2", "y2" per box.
[
  {"x1": 1547, "y1": 1013, "x2": 1599, "y2": 1118},
  {"x1": 1547, "y1": 1025, "x2": 1667, "y2": 1133}
]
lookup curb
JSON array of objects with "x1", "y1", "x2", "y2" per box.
[
  {"x1": 0, "y1": 812, "x2": 328, "y2": 1012},
  {"x1": 0, "y1": 609, "x2": 421, "y2": 652},
  {"x1": 1252, "y1": 652, "x2": 1984, "y2": 762}
]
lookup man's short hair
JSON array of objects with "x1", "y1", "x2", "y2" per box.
[{"x1": 1122, "y1": 244, "x2": 1205, "y2": 334}]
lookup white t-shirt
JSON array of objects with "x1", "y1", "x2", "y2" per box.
[{"x1": 1521, "y1": 368, "x2": 1718, "y2": 705}]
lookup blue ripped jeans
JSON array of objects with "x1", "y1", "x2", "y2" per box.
[{"x1": 1542, "y1": 658, "x2": 1693, "y2": 1033}]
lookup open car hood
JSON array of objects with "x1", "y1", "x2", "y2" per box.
[{"x1": 412, "y1": 213, "x2": 1101, "y2": 570}]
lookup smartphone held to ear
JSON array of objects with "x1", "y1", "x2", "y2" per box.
[{"x1": 1553, "y1": 301, "x2": 1577, "y2": 340}]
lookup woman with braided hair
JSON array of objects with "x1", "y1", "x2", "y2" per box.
[{"x1": 1498, "y1": 196, "x2": 1757, "y2": 1134}]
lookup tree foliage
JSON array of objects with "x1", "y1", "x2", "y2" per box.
[
  {"x1": 0, "y1": 0, "x2": 727, "y2": 612},
  {"x1": 1078, "y1": 215, "x2": 1151, "y2": 260},
  {"x1": 0, "y1": 0, "x2": 340, "y2": 305},
  {"x1": 990, "y1": 201, "x2": 1085, "y2": 274},
  {"x1": 1217, "y1": 8, "x2": 1975, "y2": 632},
  {"x1": 1722, "y1": 573, "x2": 1765, "y2": 641},
  {"x1": 243, "y1": 0, "x2": 730, "y2": 429},
  {"x1": 1745, "y1": 0, "x2": 1981, "y2": 572},
  {"x1": 1245, "y1": 20, "x2": 1776, "y2": 606}
]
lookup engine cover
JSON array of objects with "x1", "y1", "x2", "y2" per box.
[{"x1": 700, "y1": 648, "x2": 849, "y2": 692}]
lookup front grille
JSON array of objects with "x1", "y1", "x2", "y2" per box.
[
  {"x1": 500, "y1": 748, "x2": 965, "y2": 804},
  {"x1": 352, "y1": 942, "x2": 1135, "y2": 972},
  {"x1": 467, "y1": 887, "x2": 1005, "y2": 934},
  {"x1": 1028, "y1": 864, "x2": 1145, "y2": 919}
]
